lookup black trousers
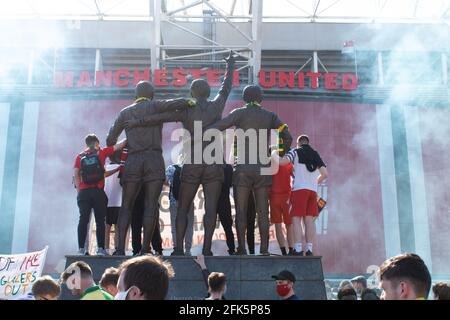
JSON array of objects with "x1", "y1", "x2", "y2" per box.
[
  {"x1": 131, "y1": 189, "x2": 163, "y2": 254},
  {"x1": 77, "y1": 188, "x2": 107, "y2": 249},
  {"x1": 217, "y1": 164, "x2": 236, "y2": 253},
  {"x1": 246, "y1": 192, "x2": 256, "y2": 253},
  {"x1": 217, "y1": 197, "x2": 235, "y2": 252},
  {"x1": 116, "y1": 179, "x2": 163, "y2": 254}
]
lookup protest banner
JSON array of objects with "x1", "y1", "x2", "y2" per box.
[{"x1": 0, "y1": 246, "x2": 48, "y2": 300}]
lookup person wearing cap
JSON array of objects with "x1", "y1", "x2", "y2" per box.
[
  {"x1": 272, "y1": 270, "x2": 299, "y2": 300},
  {"x1": 350, "y1": 275, "x2": 367, "y2": 298}
]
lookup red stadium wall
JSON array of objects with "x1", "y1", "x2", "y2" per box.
[{"x1": 265, "y1": 101, "x2": 386, "y2": 274}]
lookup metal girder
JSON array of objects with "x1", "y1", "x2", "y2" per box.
[
  {"x1": 8, "y1": 0, "x2": 450, "y2": 23},
  {"x1": 169, "y1": 14, "x2": 250, "y2": 19},
  {"x1": 148, "y1": 0, "x2": 262, "y2": 85},
  {"x1": 236, "y1": 64, "x2": 250, "y2": 72},
  {"x1": 203, "y1": 0, "x2": 252, "y2": 42},
  {"x1": 27, "y1": 50, "x2": 34, "y2": 85},
  {"x1": 179, "y1": 0, "x2": 187, "y2": 16},
  {"x1": 166, "y1": 0, "x2": 203, "y2": 16},
  {"x1": 93, "y1": 0, "x2": 103, "y2": 19},
  {"x1": 442, "y1": 53, "x2": 448, "y2": 85},
  {"x1": 163, "y1": 19, "x2": 249, "y2": 60},
  {"x1": 164, "y1": 48, "x2": 247, "y2": 61},
  {"x1": 94, "y1": 48, "x2": 103, "y2": 83},
  {"x1": 157, "y1": 44, "x2": 248, "y2": 49},
  {"x1": 317, "y1": 56, "x2": 329, "y2": 73},
  {"x1": 294, "y1": 51, "x2": 331, "y2": 77},
  {"x1": 377, "y1": 51, "x2": 384, "y2": 86},
  {"x1": 230, "y1": 0, "x2": 237, "y2": 15},
  {"x1": 312, "y1": 0, "x2": 321, "y2": 20},
  {"x1": 150, "y1": 0, "x2": 161, "y2": 71},
  {"x1": 251, "y1": 0, "x2": 262, "y2": 84},
  {"x1": 285, "y1": 0, "x2": 311, "y2": 16},
  {"x1": 313, "y1": 51, "x2": 319, "y2": 73},
  {"x1": 317, "y1": 0, "x2": 341, "y2": 16},
  {"x1": 294, "y1": 57, "x2": 313, "y2": 75}
]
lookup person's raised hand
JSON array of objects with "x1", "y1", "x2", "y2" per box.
[
  {"x1": 194, "y1": 254, "x2": 207, "y2": 269},
  {"x1": 271, "y1": 149, "x2": 280, "y2": 157},
  {"x1": 224, "y1": 50, "x2": 236, "y2": 65}
]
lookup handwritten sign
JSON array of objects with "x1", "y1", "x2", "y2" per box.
[{"x1": 0, "y1": 247, "x2": 48, "y2": 300}]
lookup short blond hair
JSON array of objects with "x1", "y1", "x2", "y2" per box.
[
  {"x1": 208, "y1": 272, "x2": 227, "y2": 293},
  {"x1": 100, "y1": 267, "x2": 119, "y2": 288}
]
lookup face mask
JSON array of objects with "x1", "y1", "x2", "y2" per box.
[
  {"x1": 115, "y1": 287, "x2": 133, "y2": 300},
  {"x1": 276, "y1": 284, "x2": 291, "y2": 297}
]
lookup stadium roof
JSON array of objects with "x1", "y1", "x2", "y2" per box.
[{"x1": 0, "y1": 0, "x2": 449, "y2": 24}]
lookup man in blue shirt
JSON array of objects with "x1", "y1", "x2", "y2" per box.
[{"x1": 166, "y1": 155, "x2": 194, "y2": 256}]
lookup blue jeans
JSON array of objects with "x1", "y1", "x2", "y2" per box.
[{"x1": 170, "y1": 202, "x2": 194, "y2": 252}]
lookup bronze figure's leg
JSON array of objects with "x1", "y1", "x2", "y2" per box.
[
  {"x1": 174, "y1": 182, "x2": 200, "y2": 255},
  {"x1": 234, "y1": 186, "x2": 251, "y2": 255},
  {"x1": 254, "y1": 187, "x2": 270, "y2": 255},
  {"x1": 115, "y1": 182, "x2": 142, "y2": 255},
  {"x1": 246, "y1": 191, "x2": 256, "y2": 254},
  {"x1": 140, "y1": 179, "x2": 164, "y2": 254},
  {"x1": 202, "y1": 180, "x2": 222, "y2": 256}
]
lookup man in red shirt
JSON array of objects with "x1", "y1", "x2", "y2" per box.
[
  {"x1": 270, "y1": 146, "x2": 294, "y2": 255},
  {"x1": 73, "y1": 134, "x2": 126, "y2": 255}
]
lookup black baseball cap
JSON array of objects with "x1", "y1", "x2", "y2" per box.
[
  {"x1": 271, "y1": 270, "x2": 296, "y2": 283},
  {"x1": 350, "y1": 276, "x2": 367, "y2": 286}
]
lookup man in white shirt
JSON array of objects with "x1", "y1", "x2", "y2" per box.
[
  {"x1": 272, "y1": 135, "x2": 327, "y2": 256},
  {"x1": 104, "y1": 160, "x2": 122, "y2": 254}
]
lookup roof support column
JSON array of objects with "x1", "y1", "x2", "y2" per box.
[
  {"x1": 377, "y1": 51, "x2": 384, "y2": 86},
  {"x1": 442, "y1": 52, "x2": 448, "y2": 85},
  {"x1": 251, "y1": 0, "x2": 262, "y2": 84},
  {"x1": 150, "y1": 0, "x2": 161, "y2": 72}
]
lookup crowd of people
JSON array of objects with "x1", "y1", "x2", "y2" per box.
[{"x1": 16, "y1": 252, "x2": 450, "y2": 300}]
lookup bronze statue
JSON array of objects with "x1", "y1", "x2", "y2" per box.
[
  {"x1": 207, "y1": 85, "x2": 292, "y2": 255},
  {"x1": 123, "y1": 52, "x2": 236, "y2": 256},
  {"x1": 106, "y1": 81, "x2": 190, "y2": 255}
]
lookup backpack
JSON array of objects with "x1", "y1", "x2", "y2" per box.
[
  {"x1": 170, "y1": 164, "x2": 182, "y2": 201},
  {"x1": 80, "y1": 151, "x2": 104, "y2": 185}
]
